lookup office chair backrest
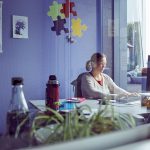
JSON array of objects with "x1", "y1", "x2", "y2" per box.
[
  {"x1": 146, "y1": 55, "x2": 150, "y2": 91},
  {"x1": 71, "y1": 73, "x2": 86, "y2": 97}
]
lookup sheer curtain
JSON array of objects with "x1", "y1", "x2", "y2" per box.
[
  {"x1": 144, "y1": 0, "x2": 150, "y2": 66},
  {"x1": 127, "y1": 0, "x2": 144, "y2": 69}
]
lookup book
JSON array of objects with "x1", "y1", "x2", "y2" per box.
[{"x1": 66, "y1": 97, "x2": 86, "y2": 103}]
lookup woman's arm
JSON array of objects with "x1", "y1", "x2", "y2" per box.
[{"x1": 104, "y1": 74, "x2": 130, "y2": 95}]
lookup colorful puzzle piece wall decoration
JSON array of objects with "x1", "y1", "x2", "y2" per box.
[
  {"x1": 47, "y1": 1, "x2": 65, "y2": 21},
  {"x1": 66, "y1": 35, "x2": 75, "y2": 43},
  {"x1": 51, "y1": 16, "x2": 69, "y2": 35},
  {"x1": 47, "y1": 0, "x2": 87, "y2": 42},
  {"x1": 61, "y1": 0, "x2": 77, "y2": 18},
  {"x1": 71, "y1": 18, "x2": 87, "y2": 37}
]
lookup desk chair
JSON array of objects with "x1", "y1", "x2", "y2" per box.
[{"x1": 71, "y1": 73, "x2": 86, "y2": 97}]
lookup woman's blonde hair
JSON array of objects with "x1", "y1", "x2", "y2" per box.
[{"x1": 86, "y1": 52, "x2": 106, "y2": 71}]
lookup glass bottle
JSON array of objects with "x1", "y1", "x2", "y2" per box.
[{"x1": 7, "y1": 77, "x2": 29, "y2": 136}]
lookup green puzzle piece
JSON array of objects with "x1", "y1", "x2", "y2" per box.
[{"x1": 47, "y1": 1, "x2": 65, "y2": 21}]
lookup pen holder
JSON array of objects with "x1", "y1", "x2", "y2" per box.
[{"x1": 141, "y1": 96, "x2": 150, "y2": 109}]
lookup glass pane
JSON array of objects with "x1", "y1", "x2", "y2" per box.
[{"x1": 127, "y1": 0, "x2": 150, "y2": 92}]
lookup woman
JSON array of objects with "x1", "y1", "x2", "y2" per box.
[{"x1": 81, "y1": 52, "x2": 137, "y2": 99}]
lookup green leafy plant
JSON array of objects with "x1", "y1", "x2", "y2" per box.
[{"x1": 14, "y1": 99, "x2": 136, "y2": 146}]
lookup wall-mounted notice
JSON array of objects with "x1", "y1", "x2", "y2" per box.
[{"x1": 0, "y1": 1, "x2": 2, "y2": 53}]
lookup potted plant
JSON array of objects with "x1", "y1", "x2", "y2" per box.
[{"x1": 14, "y1": 99, "x2": 135, "y2": 147}]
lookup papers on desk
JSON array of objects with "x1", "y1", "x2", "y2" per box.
[
  {"x1": 29, "y1": 96, "x2": 141, "y2": 112},
  {"x1": 111, "y1": 101, "x2": 141, "y2": 107},
  {"x1": 97, "y1": 96, "x2": 141, "y2": 107},
  {"x1": 139, "y1": 92, "x2": 150, "y2": 96},
  {"x1": 66, "y1": 97, "x2": 86, "y2": 103},
  {"x1": 29, "y1": 100, "x2": 46, "y2": 111},
  {"x1": 82, "y1": 109, "x2": 98, "y2": 118},
  {"x1": 111, "y1": 96, "x2": 141, "y2": 107}
]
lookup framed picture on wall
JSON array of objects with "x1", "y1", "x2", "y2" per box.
[{"x1": 12, "y1": 15, "x2": 28, "y2": 39}]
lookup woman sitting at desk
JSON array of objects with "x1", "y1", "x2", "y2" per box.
[{"x1": 81, "y1": 52, "x2": 136, "y2": 99}]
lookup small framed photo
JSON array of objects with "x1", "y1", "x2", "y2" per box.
[{"x1": 12, "y1": 15, "x2": 28, "y2": 39}]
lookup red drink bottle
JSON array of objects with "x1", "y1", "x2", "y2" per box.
[{"x1": 46, "y1": 75, "x2": 60, "y2": 111}]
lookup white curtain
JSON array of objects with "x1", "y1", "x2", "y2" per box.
[
  {"x1": 144, "y1": 0, "x2": 150, "y2": 66},
  {"x1": 127, "y1": 0, "x2": 144, "y2": 69}
]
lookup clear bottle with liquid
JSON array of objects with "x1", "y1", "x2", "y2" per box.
[{"x1": 7, "y1": 77, "x2": 29, "y2": 136}]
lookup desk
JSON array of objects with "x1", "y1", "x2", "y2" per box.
[
  {"x1": 1, "y1": 99, "x2": 148, "y2": 150},
  {"x1": 29, "y1": 99, "x2": 150, "y2": 124},
  {"x1": 29, "y1": 99, "x2": 150, "y2": 115}
]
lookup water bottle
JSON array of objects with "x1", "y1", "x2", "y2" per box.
[
  {"x1": 45, "y1": 75, "x2": 60, "y2": 111},
  {"x1": 7, "y1": 77, "x2": 29, "y2": 136}
]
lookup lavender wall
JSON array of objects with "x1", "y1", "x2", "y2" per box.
[
  {"x1": 43, "y1": 0, "x2": 97, "y2": 98},
  {"x1": 0, "y1": 0, "x2": 113, "y2": 134},
  {"x1": 0, "y1": 0, "x2": 45, "y2": 133}
]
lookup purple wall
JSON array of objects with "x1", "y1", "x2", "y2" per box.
[
  {"x1": 0, "y1": 0, "x2": 113, "y2": 134},
  {"x1": 0, "y1": 0, "x2": 45, "y2": 133},
  {"x1": 43, "y1": 0, "x2": 97, "y2": 98},
  {"x1": 0, "y1": 0, "x2": 97, "y2": 134}
]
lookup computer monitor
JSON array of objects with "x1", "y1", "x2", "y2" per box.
[{"x1": 146, "y1": 55, "x2": 150, "y2": 91}]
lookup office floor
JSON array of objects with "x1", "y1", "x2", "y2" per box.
[{"x1": 127, "y1": 83, "x2": 142, "y2": 93}]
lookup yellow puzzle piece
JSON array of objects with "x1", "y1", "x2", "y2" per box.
[{"x1": 71, "y1": 18, "x2": 87, "y2": 37}]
